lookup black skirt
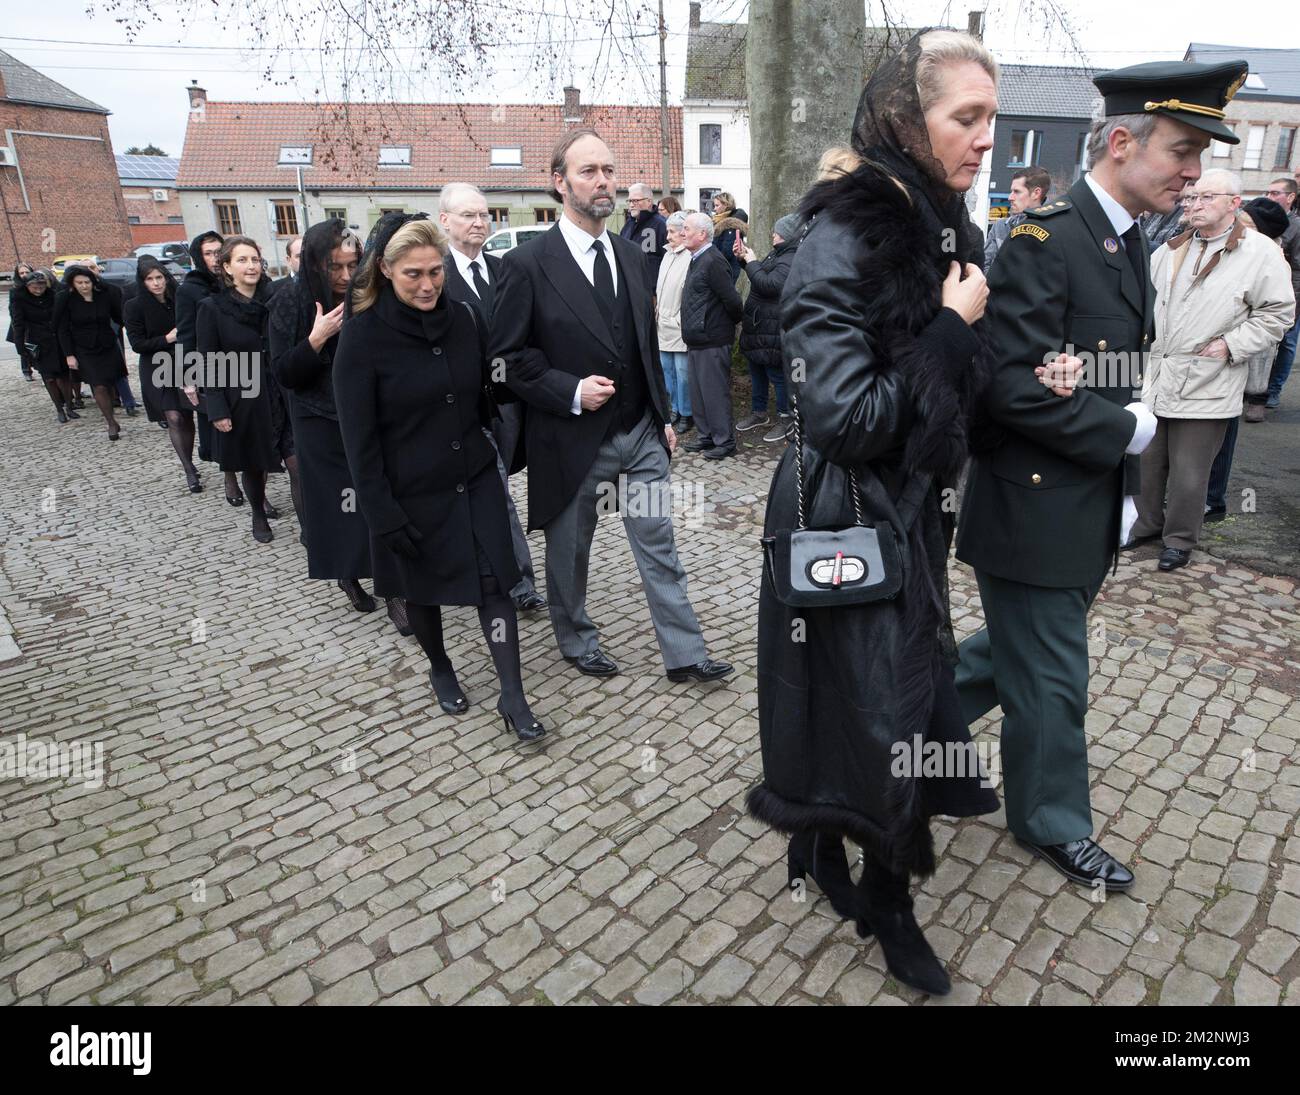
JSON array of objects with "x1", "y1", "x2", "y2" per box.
[
  {"x1": 209, "y1": 385, "x2": 284, "y2": 473},
  {"x1": 292, "y1": 409, "x2": 371, "y2": 580},
  {"x1": 73, "y1": 345, "x2": 127, "y2": 388}
]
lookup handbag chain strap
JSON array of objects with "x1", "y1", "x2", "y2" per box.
[{"x1": 791, "y1": 391, "x2": 863, "y2": 530}]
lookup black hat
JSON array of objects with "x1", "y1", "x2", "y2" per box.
[
  {"x1": 1243, "y1": 197, "x2": 1290, "y2": 239},
  {"x1": 1093, "y1": 60, "x2": 1250, "y2": 144}
]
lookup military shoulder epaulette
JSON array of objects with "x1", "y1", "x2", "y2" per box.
[{"x1": 1026, "y1": 200, "x2": 1072, "y2": 218}]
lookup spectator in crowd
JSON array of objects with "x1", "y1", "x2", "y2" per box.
[
  {"x1": 710, "y1": 191, "x2": 748, "y2": 281},
  {"x1": 1263, "y1": 177, "x2": 1300, "y2": 408},
  {"x1": 983, "y1": 165, "x2": 1050, "y2": 267},
  {"x1": 735, "y1": 212, "x2": 803, "y2": 442},
  {"x1": 814, "y1": 145, "x2": 865, "y2": 181},
  {"x1": 7, "y1": 261, "x2": 37, "y2": 380},
  {"x1": 1141, "y1": 181, "x2": 1195, "y2": 251},
  {"x1": 1131, "y1": 170, "x2": 1294, "y2": 571},
  {"x1": 657, "y1": 195, "x2": 681, "y2": 218},
  {"x1": 619, "y1": 181, "x2": 668, "y2": 283},
  {"x1": 680, "y1": 210, "x2": 743, "y2": 460},
  {"x1": 655, "y1": 209, "x2": 694, "y2": 433}
]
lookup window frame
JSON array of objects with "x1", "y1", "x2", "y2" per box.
[
  {"x1": 214, "y1": 199, "x2": 242, "y2": 235},
  {"x1": 1243, "y1": 124, "x2": 1267, "y2": 170},
  {"x1": 377, "y1": 145, "x2": 412, "y2": 168},
  {"x1": 699, "y1": 123, "x2": 722, "y2": 166},
  {"x1": 272, "y1": 199, "x2": 299, "y2": 237},
  {"x1": 490, "y1": 147, "x2": 523, "y2": 168}
]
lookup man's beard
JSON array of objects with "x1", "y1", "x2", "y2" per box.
[{"x1": 571, "y1": 191, "x2": 614, "y2": 221}]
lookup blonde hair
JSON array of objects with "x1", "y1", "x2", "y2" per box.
[
  {"x1": 350, "y1": 218, "x2": 449, "y2": 315},
  {"x1": 915, "y1": 29, "x2": 999, "y2": 113},
  {"x1": 711, "y1": 191, "x2": 735, "y2": 221},
  {"x1": 816, "y1": 145, "x2": 865, "y2": 181}
]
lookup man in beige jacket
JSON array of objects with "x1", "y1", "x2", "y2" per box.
[
  {"x1": 1132, "y1": 168, "x2": 1294, "y2": 570},
  {"x1": 654, "y1": 210, "x2": 693, "y2": 433}
]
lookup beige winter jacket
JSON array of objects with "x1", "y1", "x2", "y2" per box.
[
  {"x1": 1143, "y1": 220, "x2": 1295, "y2": 418},
  {"x1": 655, "y1": 245, "x2": 691, "y2": 352}
]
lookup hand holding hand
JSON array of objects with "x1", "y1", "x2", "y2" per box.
[{"x1": 1035, "y1": 353, "x2": 1086, "y2": 398}]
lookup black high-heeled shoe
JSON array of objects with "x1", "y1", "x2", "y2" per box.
[
  {"x1": 225, "y1": 492, "x2": 245, "y2": 507},
  {"x1": 185, "y1": 470, "x2": 203, "y2": 494},
  {"x1": 498, "y1": 702, "x2": 546, "y2": 743},
  {"x1": 263, "y1": 501, "x2": 280, "y2": 520},
  {"x1": 65, "y1": 405, "x2": 81, "y2": 420},
  {"x1": 787, "y1": 832, "x2": 858, "y2": 921},
  {"x1": 57, "y1": 406, "x2": 68, "y2": 424},
  {"x1": 338, "y1": 579, "x2": 377, "y2": 613},
  {"x1": 251, "y1": 518, "x2": 274, "y2": 544},
  {"x1": 429, "y1": 667, "x2": 468, "y2": 715},
  {"x1": 386, "y1": 597, "x2": 414, "y2": 637},
  {"x1": 857, "y1": 858, "x2": 950, "y2": 997}
]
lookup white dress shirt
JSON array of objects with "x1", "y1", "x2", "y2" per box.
[
  {"x1": 449, "y1": 243, "x2": 491, "y2": 295},
  {"x1": 1084, "y1": 172, "x2": 1136, "y2": 241},
  {"x1": 557, "y1": 212, "x2": 619, "y2": 413}
]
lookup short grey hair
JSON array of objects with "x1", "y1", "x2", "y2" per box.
[
  {"x1": 439, "y1": 182, "x2": 486, "y2": 214},
  {"x1": 1086, "y1": 98, "x2": 1159, "y2": 169},
  {"x1": 1198, "y1": 167, "x2": 1242, "y2": 195},
  {"x1": 683, "y1": 211, "x2": 715, "y2": 240},
  {"x1": 627, "y1": 181, "x2": 653, "y2": 200},
  {"x1": 666, "y1": 210, "x2": 688, "y2": 231}
]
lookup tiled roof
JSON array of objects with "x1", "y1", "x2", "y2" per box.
[
  {"x1": 177, "y1": 101, "x2": 683, "y2": 191},
  {"x1": 0, "y1": 49, "x2": 108, "y2": 113},
  {"x1": 1186, "y1": 43, "x2": 1300, "y2": 102},
  {"x1": 117, "y1": 154, "x2": 180, "y2": 187},
  {"x1": 998, "y1": 64, "x2": 1099, "y2": 120},
  {"x1": 684, "y1": 21, "x2": 918, "y2": 101}
]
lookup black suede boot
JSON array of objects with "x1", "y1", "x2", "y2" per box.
[
  {"x1": 787, "y1": 832, "x2": 856, "y2": 921},
  {"x1": 858, "y1": 855, "x2": 950, "y2": 997}
]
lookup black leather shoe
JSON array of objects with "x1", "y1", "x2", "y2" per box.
[
  {"x1": 676, "y1": 415, "x2": 694, "y2": 434},
  {"x1": 665, "y1": 658, "x2": 734, "y2": 683},
  {"x1": 57, "y1": 407, "x2": 68, "y2": 424},
  {"x1": 65, "y1": 405, "x2": 81, "y2": 420},
  {"x1": 788, "y1": 832, "x2": 856, "y2": 921},
  {"x1": 263, "y1": 502, "x2": 280, "y2": 520},
  {"x1": 703, "y1": 445, "x2": 736, "y2": 461},
  {"x1": 1157, "y1": 547, "x2": 1191, "y2": 571},
  {"x1": 499, "y1": 702, "x2": 547, "y2": 743},
  {"x1": 1204, "y1": 507, "x2": 1228, "y2": 524},
  {"x1": 682, "y1": 437, "x2": 714, "y2": 453},
  {"x1": 513, "y1": 590, "x2": 548, "y2": 613},
  {"x1": 338, "y1": 578, "x2": 378, "y2": 613},
  {"x1": 430, "y1": 667, "x2": 469, "y2": 715},
  {"x1": 1016, "y1": 836, "x2": 1134, "y2": 892},
  {"x1": 1120, "y1": 532, "x2": 1160, "y2": 551},
  {"x1": 567, "y1": 650, "x2": 618, "y2": 677},
  {"x1": 125, "y1": 405, "x2": 139, "y2": 417}
]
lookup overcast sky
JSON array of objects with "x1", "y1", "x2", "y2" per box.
[{"x1": 3, "y1": 0, "x2": 1296, "y2": 156}]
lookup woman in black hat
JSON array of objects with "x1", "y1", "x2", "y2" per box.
[
  {"x1": 195, "y1": 236, "x2": 284, "y2": 543},
  {"x1": 270, "y1": 218, "x2": 411, "y2": 635},
  {"x1": 125, "y1": 255, "x2": 202, "y2": 492},
  {"x1": 57, "y1": 264, "x2": 128, "y2": 439},
  {"x1": 11, "y1": 268, "x2": 78, "y2": 421},
  {"x1": 334, "y1": 213, "x2": 545, "y2": 742},
  {"x1": 7, "y1": 262, "x2": 37, "y2": 381}
]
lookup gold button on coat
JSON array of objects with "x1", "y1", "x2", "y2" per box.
[
  {"x1": 1097, "y1": 339, "x2": 1108, "y2": 351},
  {"x1": 1031, "y1": 473, "x2": 1042, "y2": 484}
]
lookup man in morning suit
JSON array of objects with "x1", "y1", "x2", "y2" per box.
[
  {"x1": 489, "y1": 129, "x2": 732, "y2": 684},
  {"x1": 955, "y1": 59, "x2": 1249, "y2": 892},
  {"x1": 438, "y1": 182, "x2": 547, "y2": 614}
]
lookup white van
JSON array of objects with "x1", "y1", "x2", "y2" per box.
[{"x1": 482, "y1": 226, "x2": 550, "y2": 254}]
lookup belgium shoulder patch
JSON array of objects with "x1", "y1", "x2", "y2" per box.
[
  {"x1": 1026, "y1": 200, "x2": 1071, "y2": 218},
  {"x1": 1010, "y1": 223, "x2": 1051, "y2": 243}
]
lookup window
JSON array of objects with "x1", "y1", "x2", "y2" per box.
[
  {"x1": 278, "y1": 145, "x2": 312, "y2": 165},
  {"x1": 272, "y1": 199, "x2": 299, "y2": 237},
  {"x1": 699, "y1": 187, "x2": 721, "y2": 214},
  {"x1": 127, "y1": 215, "x2": 141, "y2": 224},
  {"x1": 214, "y1": 200, "x2": 241, "y2": 235},
  {"x1": 378, "y1": 145, "x2": 411, "y2": 168},
  {"x1": 167, "y1": 215, "x2": 184, "y2": 224},
  {"x1": 1212, "y1": 126, "x2": 1235, "y2": 158},
  {"x1": 1245, "y1": 72, "x2": 1267, "y2": 91},
  {"x1": 534, "y1": 207, "x2": 557, "y2": 224},
  {"x1": 699, "y1": 123, "x2": 722, "y2": 166},
  {"x1": 1275, "y1": 128, "x2": 1296, "y2": 169},
  {"x1": 1008, "y1": 129, "x2": 1036, "y2": 167},
  {"x1": 490, "y1": 147, "x2": 522, "y2": 167},
  {"x1": 1244, "y1": 125, "x2": 1266, "y2": 170},
  {"x1": 1076, "y1": 132, "x2": 1088, "y2": 176},
  {"x1": 324, "y1": 207, "x2": 347, "y2": 221},
  {"x1": 379, "y1": 207, "x2": 406, "y2": 215},
  {"x1": 488, "y1": 206, "x2": 510, "y2": 231}
]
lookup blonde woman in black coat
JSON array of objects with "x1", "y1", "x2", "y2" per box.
[
  {"x1": 334, "y1": 214, "x2": 545, "y2": 742},
  {"x1": 57, "y1": 264, "x2": 127, "y2": 439}
]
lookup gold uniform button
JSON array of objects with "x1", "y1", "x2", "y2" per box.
[
  {"x1": 1097, "y1": 339, "x2": 1108, "y2": 351},
  {"x1": 1135, "y1": 374, "x2": 1143, "y2": 383},
  {"x1": 1031, "y1": 473, "x2": 1042, "y2": 485}
]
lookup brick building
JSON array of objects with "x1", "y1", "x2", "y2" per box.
[
  {"x1": 118, "y1": 153, "x2": 186, "y2": 248},
  {"x1": 0, "y1": 50, "x2": 132, "y2": 274},
  {"x1": 177, "y1": 83, "x2": 682, "y2": 273}
]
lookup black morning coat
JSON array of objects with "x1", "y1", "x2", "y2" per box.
[
  {"x1": 488, "y1": 222, "x2": 673, "y2": 532},
  {"x1": 955, "y1": 176, "x2": 1152, "y2": 589},
  {"x1": 332, "y1": 284, "x2": 521, "y2": 606}
]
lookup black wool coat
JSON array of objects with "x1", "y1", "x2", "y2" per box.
[
  {"x1": 333, "y1": 286, "x2": 520, "y2": 605},
  {"x1": 746, "y1": 164, "x2": 999, "y2": 876},
  {"x1": 738, "y1": 237, "x2": 800, "y2": 371},
  {"x1": 124, "y1": 289, "x2": 177, "y2": 421},
  {"x1": 9, "y1": 286, "x2": 64, "y2": 378},
  {"x1": 56, "y1": 288, "x2": 125, "y2": 386}
]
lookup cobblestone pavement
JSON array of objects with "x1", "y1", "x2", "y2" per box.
[{"x1": 2, "y1": 357, "x2": 1298, "y2": 1007}]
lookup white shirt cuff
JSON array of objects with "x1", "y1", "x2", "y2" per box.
[{"x1": 571, "y1": 380, "x2": 583, "y2": 415}]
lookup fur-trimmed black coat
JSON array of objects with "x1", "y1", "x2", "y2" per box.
[{"x1": 745, "y1": 163, "x2": 998, "y2": 876}]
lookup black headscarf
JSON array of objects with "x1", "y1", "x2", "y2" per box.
[
  {"x1": 346, "y1": 211, "x2": 430, "y2": 319},
  {"x1": 134, "y1": 255, "x2": 178, "y2": 304},
  {"x1": 62, "y1": 264, "x2": 105, "y2": 294},
  {"x1": 186, "y1": 230, "x2": 224, "y2": 293},
  {"x1": 300, "y1": 218, "x2": 362, "y2": 312}
]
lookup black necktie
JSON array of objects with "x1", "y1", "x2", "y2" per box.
[
  {"x1": 1122, "y1": 224, "x2": 1146, "y2": 301},
  {"x1": 469, "y1": 259, "x2": 494, "y2": 320},
  {"x1": 590, "y1": 239, "x2": 615, "y2": 327}
]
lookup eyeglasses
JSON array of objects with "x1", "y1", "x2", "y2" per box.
[
  {"x1": 1185, "y1": 192, "x2": 1234, "y2": 205},
  {"x1": 1265, "y1": 189, "x2": 1290, "y2": 198},
  {"x1": 452, "y1": 211, "x2": 491, "y2": 222}
]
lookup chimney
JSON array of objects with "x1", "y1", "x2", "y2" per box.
[
  {"x1": 689, "y1": 2, "x2": 701, "y2": 29},
  {"x1": 966, "y1": 11, "x2": 984, "y2": 41},
  {"x1": 563, "y1": 86, "x2": 581, "y2": 122},
  {"x1": 0, "y1": 68, "x2": 6, "y2": 100},
  {"x1": 188, "y1": 80, "x2": 207, "y2": 114}
]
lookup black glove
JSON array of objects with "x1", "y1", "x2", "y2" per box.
[{"x1": 380, "y1": 524, "x2": 422, "y2": 560}]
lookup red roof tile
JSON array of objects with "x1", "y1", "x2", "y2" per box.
[{"x1": 177, "y1": 100, "x2": 683, "y2": 192}]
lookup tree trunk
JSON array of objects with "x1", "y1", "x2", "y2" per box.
[{"x1": 747, "y1": 0, "x2": 865, "y2": 257}]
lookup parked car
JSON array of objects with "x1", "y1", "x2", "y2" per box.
[
  {"x1": 133, "y1": 242, "x2": 192, "y2": 268},
  {"x1": 93, "y1": 257, "x2": 187, "y2": 299},
  {"x1": 51, "y1": 254, "x2": 99, "y2": 278},
  {"x1": 482, "y1": 226, "x2": 549, "y2": 254}
]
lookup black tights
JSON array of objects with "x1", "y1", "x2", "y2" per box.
[
  {"x1": 164, "y1": 410, "x2": 198, "y2": 477},
  {"x1": 284, "y1": 453, "x2": 304, "y2": 527},
  {"x1": 241, "y1": 470, "x2": 269, "y2": 528},
  {"x1": 43, "y1": 376, "x2": 74, "y2": 411},
  {"x1": 91, "y1": 384, "x2": 119, "y2": 433},
  {"x1": 406, "y1": 577, "x2": 532, "y2": 723}
]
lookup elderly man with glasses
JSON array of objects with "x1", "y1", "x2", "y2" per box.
[
  {"x1": 1129, "y1": 168, "x2": 1295, "y2": 570},
  {"x1": 618, "y1": 181, "x2": 668, "y2": 282}
]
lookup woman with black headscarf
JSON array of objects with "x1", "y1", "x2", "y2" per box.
[
  {"x1": 126, "y1": 255, "x2": 201, "y2": 491},
  {"x1": 334, "y1": 213, "x2": 545, "y2": 742},
  {"x1": 57, "y1": 264, "x2": 128, "y2": 439},
  {"x1": 270, "y1": 219, "x2": 411, "y2": 635},
  {"x1": 745, "y1": 29, "x2": 1010, "y2": 997},
  {"x1": 7, "y1": 262, "x2": 37, "y2": 381},
  {"x1": 12, "y1": 269, "x2": 77, "y2": 421},
  {"x1": 196, "y1": 236, "x2": 283, "y2": 543}
]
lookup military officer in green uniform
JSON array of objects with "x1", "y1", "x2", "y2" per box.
[{"x1": 954, "y1": 60, "x2": 1249, "y2": 891}]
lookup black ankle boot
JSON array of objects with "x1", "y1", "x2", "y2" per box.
[
  {"x1": 858, "y1": 858, "x2": 950, "y2": 996},
  {"x1": 787, "y1": 832, "x2": 857, "y2": 921},
  {"x1": 57, "y1": 405, "x2": 69, "y2": 424}
]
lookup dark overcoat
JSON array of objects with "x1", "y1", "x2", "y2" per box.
[{"x1": 124, "y1": 289, "x2": 178, "y2": 421}]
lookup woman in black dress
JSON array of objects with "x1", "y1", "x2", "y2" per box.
[
  {"x1": 195, "y1": 236, "x2": 284, "y2": 543},
  {"x1": 12, "y1": 269, "x2": 78, "y2": 421},
  {"x1": 7, "y1": 262, "x2": 37, "y2": 381},
  {"x1": 57, "y1": 264, "x2": 127, "y2": 439},
  {"x1": 270, "y1": 219, "x2": 411, "y2": 634},
  {"x1": 125, "y1": 256, "x2": 201, "y2": 492},
  {"x1": 335, "y1": 214, "x2": 544, "y2": 742}
]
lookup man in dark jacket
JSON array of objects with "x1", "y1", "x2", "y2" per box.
[
  {"x1": 736, "y1": 212, "x2": 802, "y2": 442},
  {"x1": 618, "y1": 182, "x2": 668, "y2": 284},
  {"x1": 680, "y1": 211, "x2": 743, "y2": 459},
  {"x1": 1264, "y1": 177, "x2": 1300, "y2": 407}
]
